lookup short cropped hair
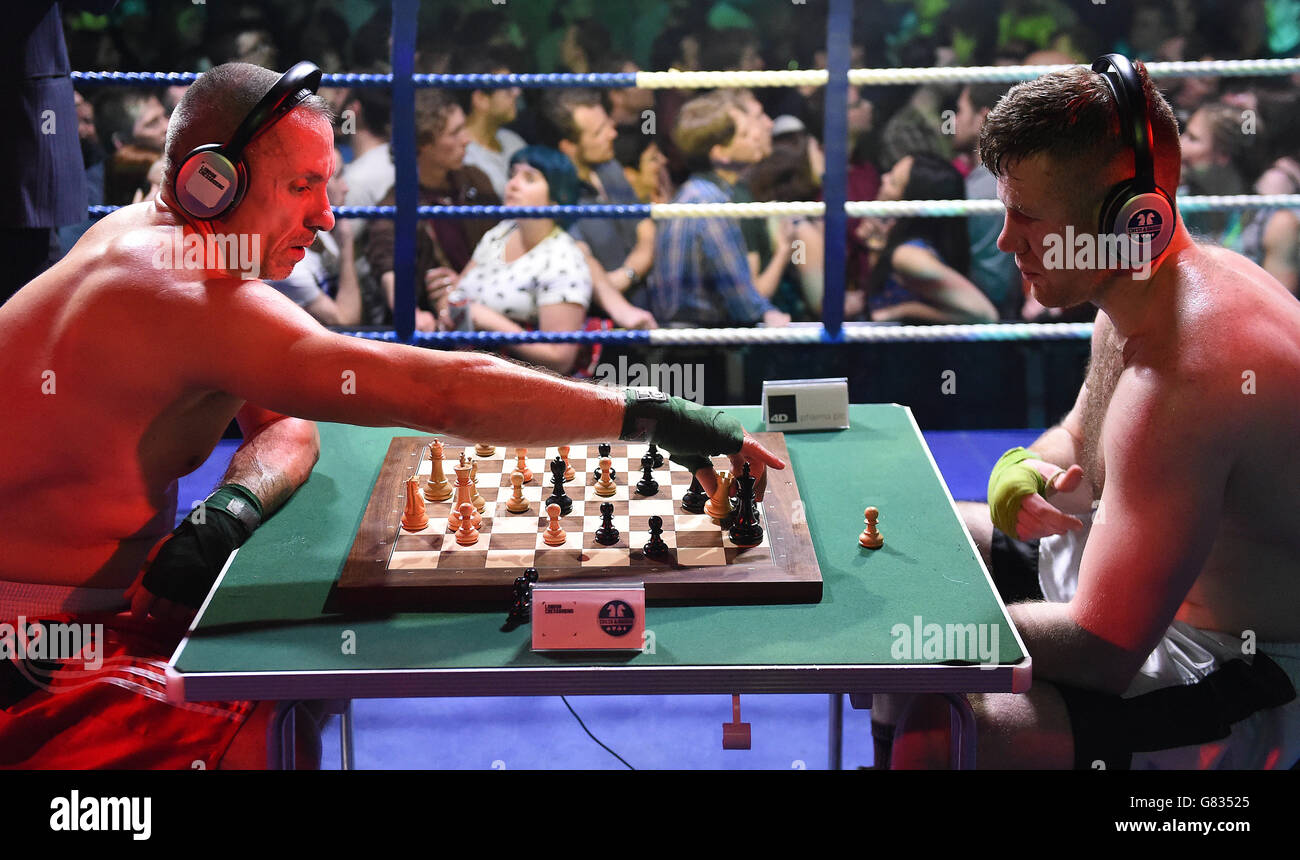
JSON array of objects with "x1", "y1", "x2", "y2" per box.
[
  {"x1": 163, "y1": 63, "x2": 332, "y2": 190},
  {"x1": 537, "y1": 89, "x2": 604, "y2": 149},
  {"x1": 673, "y1": 90, "x2": 740, "y2": 170},
  {"x1": 979, "y1": 62, "x2": 1180, "y2": 215}
]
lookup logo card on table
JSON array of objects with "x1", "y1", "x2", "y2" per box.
[{"x1": 531, "y1": 583, "x2": 646, "y2": 651}]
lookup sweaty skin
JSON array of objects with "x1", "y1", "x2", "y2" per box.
[
  {"x1": 889, "y1": 149, "x2": 1300, "y2": 769},
  {"x1": 996, "y1": 155, "x2": 1300, "y2": 679},
  {"x1": 0, "y1": 107, "x2": 783, "y2": 594}
]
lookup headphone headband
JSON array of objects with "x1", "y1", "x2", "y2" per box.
[
  {"x1": 225, "y1": 61, "x2": 323, "y2": 160},
  {"x1": 1091, "y1": 53, "x2": 1155, "y2": 193}
]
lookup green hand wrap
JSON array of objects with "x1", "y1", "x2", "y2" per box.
[
  {"x1": 141, "y1": 484, "x2": 264, "y2": 608},
  {"x1": 987, "y1": 447, "x2": 1048, "y2": 537},
  {"x1": 619, "y1": 389, "x2": 744, "y2": 472}
]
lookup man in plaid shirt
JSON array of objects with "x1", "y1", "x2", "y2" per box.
[{"x1": 649, "y1": 91, "x2": 792, "y2": 327}]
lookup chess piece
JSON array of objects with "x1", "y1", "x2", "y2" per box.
[
  {"x1": 859, "y1": 507, "x2": 883, "y2": 549},
  {"x1": 505, "y1": 470, "x2": 530, "y2": 513},
  {"x1": 558, "y1": 445, "x2": 575, "y2": 481},
  {"x1": 469, "y1": 458, "x2": 486, "y2": 513},
  {"x1": 475, "y1": 443, "x2": 495, "y2": 457},
  {"x1": 592, "y1": 443, "x2": 616, "y2": 481},
  {"x1": 447, "y1": 461, "x2": 482, "y2": 530},
  {"x1": 705, "y1": 471, "x2": 734, "y2": 521},
  {"x1": 545, "y1": 456, "x2": 573, "y2": 516},
  {"x1": 401, "y1": 476, "x2": 428, "y2": 531},
  {"x1": 648, "y1": 443, "x2": 664, "y2": 468},
  {"x1": 515, "y1": 448, "x2": 533, "y2": 483},
  {"x1": 542, "y1": 502, "x2": 567, "y2": 546},
  {"x1": 455, "y1": 502, "x2": 480, "y2": 545},
  {"x1": 502, "y1": 567, "x2": 540, "y2": 631},
  {"x1": 635, "y1": 452, "x2": 659, "y2": 496},
  {"x1": 594, "y1": 456, "x2": 617, "y2": 497},
  {"x1": 424, "y1": 440, "x2": 453, "y2": 501},
  {"x1": 728, "y1": 462, "x2": 763, "y2": 547},
  {"x1": 594, "y1": 501, "x2": 620, "y2": 545},
  {"x1": 681, "y1": 474, "x2": 707, "y2": 514},
  {"x1": 643, "y1": 515, "x2": 670, "y2": 558}
]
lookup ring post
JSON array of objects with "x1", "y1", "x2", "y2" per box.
[
  {"x1": 390, "y1": 0, "x2": 419, "y2": 342},
  {"x1": 821, "y1": 0, "x2": 852, "y2": 339}
]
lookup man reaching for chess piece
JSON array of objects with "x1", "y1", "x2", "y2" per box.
[{"x1": 0, "y1": 61, "x2": 782, "y2": 769}]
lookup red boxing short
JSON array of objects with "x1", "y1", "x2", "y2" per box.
[{"x1": 0, "y1": 611, "x2": 256, "y2": 769}]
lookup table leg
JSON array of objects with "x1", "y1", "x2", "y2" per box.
[
  {"x1": 340, "y1": 700, "x2": 355, "y2": 771},
  {"x1": 828, "y1": 694, "x2": 843, "y2": 770},
  {"x1": 265, "y1": 700, "x2": 298, "y2": 770},
  {"x1": 943, "y1": 693, "x2": 977, "y2": 770}
]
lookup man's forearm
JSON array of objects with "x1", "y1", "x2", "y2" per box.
[
  {"x1": 220, "y1": 417, "x2": 320, "y2": 517},
  {"x1": 1009, "y1": 600, "x2": 1136, "y2": 695},
  {"x1": 1029, "y1": 424, "x2": 1084, "y2": 470}
]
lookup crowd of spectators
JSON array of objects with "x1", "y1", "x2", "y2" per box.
[{"x1": 50, "y1": 0, "x2": 1300, "y2": 373}]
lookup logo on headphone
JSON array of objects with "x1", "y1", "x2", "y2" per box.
[{"x1": 1128, "y1": 209, "x2": 1163, "y2": 239}]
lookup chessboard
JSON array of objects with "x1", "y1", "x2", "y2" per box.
[{"x1": 331, "y1": 434, "x2": 822, "y2": 610}]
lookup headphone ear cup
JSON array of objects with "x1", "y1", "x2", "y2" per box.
[
  {"x1": 174, "y1": 146, "x2": 244, "y2": 219},
  {"x1": 1099, "y1": 181, "x2": 1175, "y2": 266}
]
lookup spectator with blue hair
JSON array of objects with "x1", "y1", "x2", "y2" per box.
[{"x1": 442, "y1": 146, "x2": 594, "y2": 374}]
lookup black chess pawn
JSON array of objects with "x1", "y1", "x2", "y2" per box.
[
  {"x1": 728, "y1": 462, "x2": 764, "y2": 547},
  {"x1": 648, "y1": 443, "x2": 664, "y2": 468},
  {"x1": 681, "y1": 474, "x2": 707, "y2": 514},
  {"x1": 594, "y1": 501, "x2": 620, "y2": 545},
  {"x1": 592, "y1": 443, "x2": 616, "y2": 482},
  {"x1": 546, "y1": 456, "x2": 572, "y2": 516},
  {"x1": 642, "y1": 515, "x2": 670, "y2": 558},
  {"x1": 635, "y1": 452, "x2": 659, "y2": 496}
]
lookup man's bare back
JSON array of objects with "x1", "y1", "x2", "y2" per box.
[
  {"x1": 0, "y1": 203, "x2": 257, "y2": 587},
  {"x1": 1077, "y1": 243, "x2": 1300, "y2": 642}
]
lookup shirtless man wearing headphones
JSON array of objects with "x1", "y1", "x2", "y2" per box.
[
  {"x1": 879, "y1": 56, "x2": 1300, "y2": 770},
  {"x1": 0, "y1": 62, "x2": 780, "y2": 768}
]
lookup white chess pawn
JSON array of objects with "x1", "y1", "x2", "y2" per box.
[
  {"x1": 505, "y1": 470, "x2": 530, "y2": 513},
  {"x1": 455, "y1": 502, "x2": 480, "y2": 546},
  {"x1": 594, "y1": 456, "x2": 617, "y2": 497},
  {"x1": 542, "y1": 502, "x2": 567, "y2": 546},
  {"x1": 515, "y1": 448, "x2": 533, "y2": 483}
]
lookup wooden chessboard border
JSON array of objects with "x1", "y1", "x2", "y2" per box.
[{"x1": 331, "y1": 434, "x2": 822, "y2": 610}]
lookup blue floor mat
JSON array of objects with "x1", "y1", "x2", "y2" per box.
[{"x1": 179, "y1": 429, "x2": 1041, "y2": 769}]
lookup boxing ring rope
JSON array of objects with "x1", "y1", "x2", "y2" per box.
[{"x1": 71, "y1": 0, "x2": 1300, "y2": 349}]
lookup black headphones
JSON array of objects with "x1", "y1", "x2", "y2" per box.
[
  {"x1": 1091, "y1": 53, "x2": 1177, "y2": 264},
  {"x1": 172, "y1": 61, "x2": 323, "y2": 220}
]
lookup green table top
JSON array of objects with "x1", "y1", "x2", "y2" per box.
[{"x1": 169, "y1": 405, "x2": 1029, "y2": 701}]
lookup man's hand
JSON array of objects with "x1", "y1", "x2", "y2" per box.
[
  {"x1": 694, "y1": 432, "x2": 786, "y2": 502},
  {"x1": 124, "y1": 553, "x2": 197, "y2": 627},
  {"x1": 1011, "y1": 459, "x2": 1086, "y2": 541}
]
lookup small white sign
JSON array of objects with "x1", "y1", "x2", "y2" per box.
[{"x1": 762, "y1": 378, "x2": 850, "y2": 432}]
